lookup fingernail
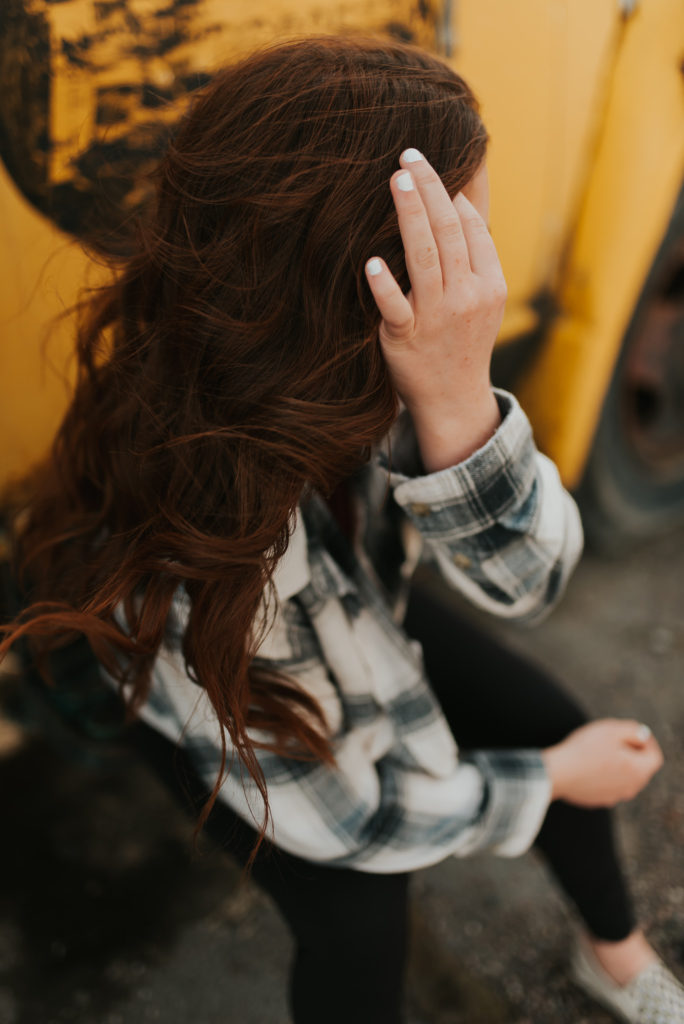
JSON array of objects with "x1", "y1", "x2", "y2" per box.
[
  {"x1": 636, "y1": 724, "x2": 651, "y2": 743},
  {"x1": 402, "y1": 148, "x2": 423, "y2": 163},
  {"x1": 396, "y1": 171, "x2": 414, "y2": 192},
  {"x1": 366, "y1": 258, "x2": 382, "y2": 276}
]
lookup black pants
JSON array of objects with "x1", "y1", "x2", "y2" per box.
[{"x1": 127, "y1": 585, "x2": 636, "y2": 1024}]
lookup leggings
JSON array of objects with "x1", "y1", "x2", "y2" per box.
[{"x1": 126, "y1": 583, "x2": 636, "y2": 1024}]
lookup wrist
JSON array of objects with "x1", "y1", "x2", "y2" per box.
[
  {"x1": 541, "y1": 743, "x2": 569, "y2": 802},
  {"x1": 409, "y1": 387, "x2": 501, "y2": 473}
]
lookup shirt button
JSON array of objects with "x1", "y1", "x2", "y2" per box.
[
  {"x1": 452, "y1": 552, "x2": 472, "y2": 570},
  {"x1": 409, "y1": 502, "x2": 432, "y2": 517}
]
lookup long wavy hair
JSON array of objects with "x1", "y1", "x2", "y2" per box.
[{"x1": 1, "y1": 34, "x2": 488, "y2": 855}]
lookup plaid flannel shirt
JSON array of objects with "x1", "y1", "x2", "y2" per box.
[{"x1": 129, "y1": 389, "x2": 583, "y2": 873}]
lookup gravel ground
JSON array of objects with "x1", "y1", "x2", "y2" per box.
[{"x1": 1, "y1": 525, "x2": 682, "y2": 1024}]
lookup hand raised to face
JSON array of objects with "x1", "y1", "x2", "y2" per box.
[{"x1": 365, "y1": 149, "x2": 507, "y2": 471}]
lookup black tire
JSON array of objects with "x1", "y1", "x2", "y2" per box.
[{"x1": 577, "y1": 181, "x2": 684, "y2": 553}]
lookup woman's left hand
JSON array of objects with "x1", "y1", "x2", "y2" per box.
[{"x1": 365, "y1": 150, "x2": 507, "y2": 472}]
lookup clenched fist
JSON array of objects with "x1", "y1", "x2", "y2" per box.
[{"x1": 542, "y1": 719, "x2": 664, "y2": 807}]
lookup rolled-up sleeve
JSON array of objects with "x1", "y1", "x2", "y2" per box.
[
  {"x1": 226, "y1": 735, "x2": 553, "y2": 872},
  {"x1": 387, "y1": 389, "x2": 583, "y2": 624}
]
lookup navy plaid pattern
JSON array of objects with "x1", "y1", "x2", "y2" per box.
[{"x1": 120, "y1": 390, "x2": 583, "y2": 873}]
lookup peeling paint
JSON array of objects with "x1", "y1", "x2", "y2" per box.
[
  {"x1": 0, "y1": 0, "x2": 433, "y2": 252},
  {"x1": 384, "y1": 21, "x2": 414, "y2": 43},
  {"x1": 0, "y1": 0, "x2": 52, "y2": 209}
]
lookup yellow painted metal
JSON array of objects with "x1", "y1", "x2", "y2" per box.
[
  {"x1": 514, "y1": 0, "x2": 684, "y2": 487},
  {"x1": 2, "y1": 0, "x2": 683, "y2": 494},
  {"x1": 0, "y1": 159, "x2": 107, "y2": 484},
  {"x1": 0, "y1": 0, "x2": 427, "y2": 488},
  {"x1": 46, "y1": 0, "x2": 431, "y2": 188},
  {"x1": 447, "y1": 1, "x2": 621, "y2": 344}
]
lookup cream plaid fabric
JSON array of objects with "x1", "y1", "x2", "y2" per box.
[{"x1": 112, "y1": 389, "x2": 584, "y2": 872}]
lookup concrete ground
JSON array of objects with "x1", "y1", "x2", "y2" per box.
[{"x1": 1, "y1": 525, "x2": 683, "y2": 1024}]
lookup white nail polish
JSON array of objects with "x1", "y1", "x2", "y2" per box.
[
  {"x1": 397, "y1": 172, "x2": 414, "y2": 192},
  {"x1": 636, "y1": 723, "x2": 651, "y2": 743},
  {"x1": 402, "y1": 148, "x2": 423, "y2": 163},
  {"x1": 366, "y1": 258, "x2": 382, "y2": 276}
]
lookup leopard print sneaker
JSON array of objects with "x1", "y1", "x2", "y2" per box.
[
  {"x1": 571, "y1": 939, "x2": 684, "y2": 1023},
  {"x1": 628, "y1": 961, "x2": 684, "y2": 1024}
]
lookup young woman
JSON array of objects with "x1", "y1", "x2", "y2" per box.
[{"x1": 3, "y1": 34, "x2": 683, "y2": 1024}]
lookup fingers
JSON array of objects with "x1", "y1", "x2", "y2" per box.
[
  {"x1": 397, "y1": 149, "x2": 470, "y2": 287},
  {"x1": 565, "y1": 718, "x2": 664, "y2": 806},
  {"x1": 617, "y1": 720, "x2": 664, "y2": 798},
  {"x1": 397, "y1": 150, "x2": 503, "y2": 286},
  {"x1": 365, "y1": 150, "x2": 505, "y2": 325},
  {"x1": 453, "y1": 192, "x2": 506, "y2": 284},
  {"x1": 631, "y1": 736, "x2": 664, "y2": 779},
  {"x1": 389, "y1": 166, "x2": 444, "y2": 310},
  {"x1": 364, "y1": 257, "x2": 414, "y2": 343},
  {"x1": 624, "y1": 722, "x2": 654, "y2": 750},
  {"x1": 634, "y1": 722, "x2": 652, "y2": 745},
  {"x1": 617, "y1": 719, "x2": 662, "y2": 756}
]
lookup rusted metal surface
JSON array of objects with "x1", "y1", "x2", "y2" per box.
[
  {"x1": 622, "y1": 237, "x2": 684, "y2": 480},
  {"x1": 0, "y1": 0, "x2": 434, "y2": 250},
  {"x1": 1, "y1": 0, "x2": 683, "y2": 509}
]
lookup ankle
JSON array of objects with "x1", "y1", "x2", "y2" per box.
[{"x1": 586, "y1": 929, "x2": 659, "y2": 987}]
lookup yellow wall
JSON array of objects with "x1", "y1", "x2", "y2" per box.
[
  {"x1": 0, "y1": 160, "x2": 105, "y2": 483},
  {"x1": 447, "y1": 0, "x2": 621, "y2": 341},
  {"x1": 0, "y1": 0, "x2": 428, "y2": 486},
  {"x1": 516, "y1": 0, "x2": 684, "y2": 485},
  {"x1": 2, "y1": 0, "x2": 682, "y2": 491}
]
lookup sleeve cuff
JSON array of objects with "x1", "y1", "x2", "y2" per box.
[
  {"x1": 468, "y1": 749, "x2": 553, "y2": 857},
  {"x1": 386, "y1": 389, "x2": 538, "y2": 538}
]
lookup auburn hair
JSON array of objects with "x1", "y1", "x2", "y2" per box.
[{"x1": 1, "y1": 34, "x2": 488, "y2": 857}]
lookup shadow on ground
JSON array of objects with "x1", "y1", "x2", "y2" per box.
[{"x1": 1, "y1": 526, "x2": 684, "y2": 1023}]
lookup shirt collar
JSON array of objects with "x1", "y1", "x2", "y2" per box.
[{"x1": 271, "y1": 506, "x2": 311, "y2": 602}]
